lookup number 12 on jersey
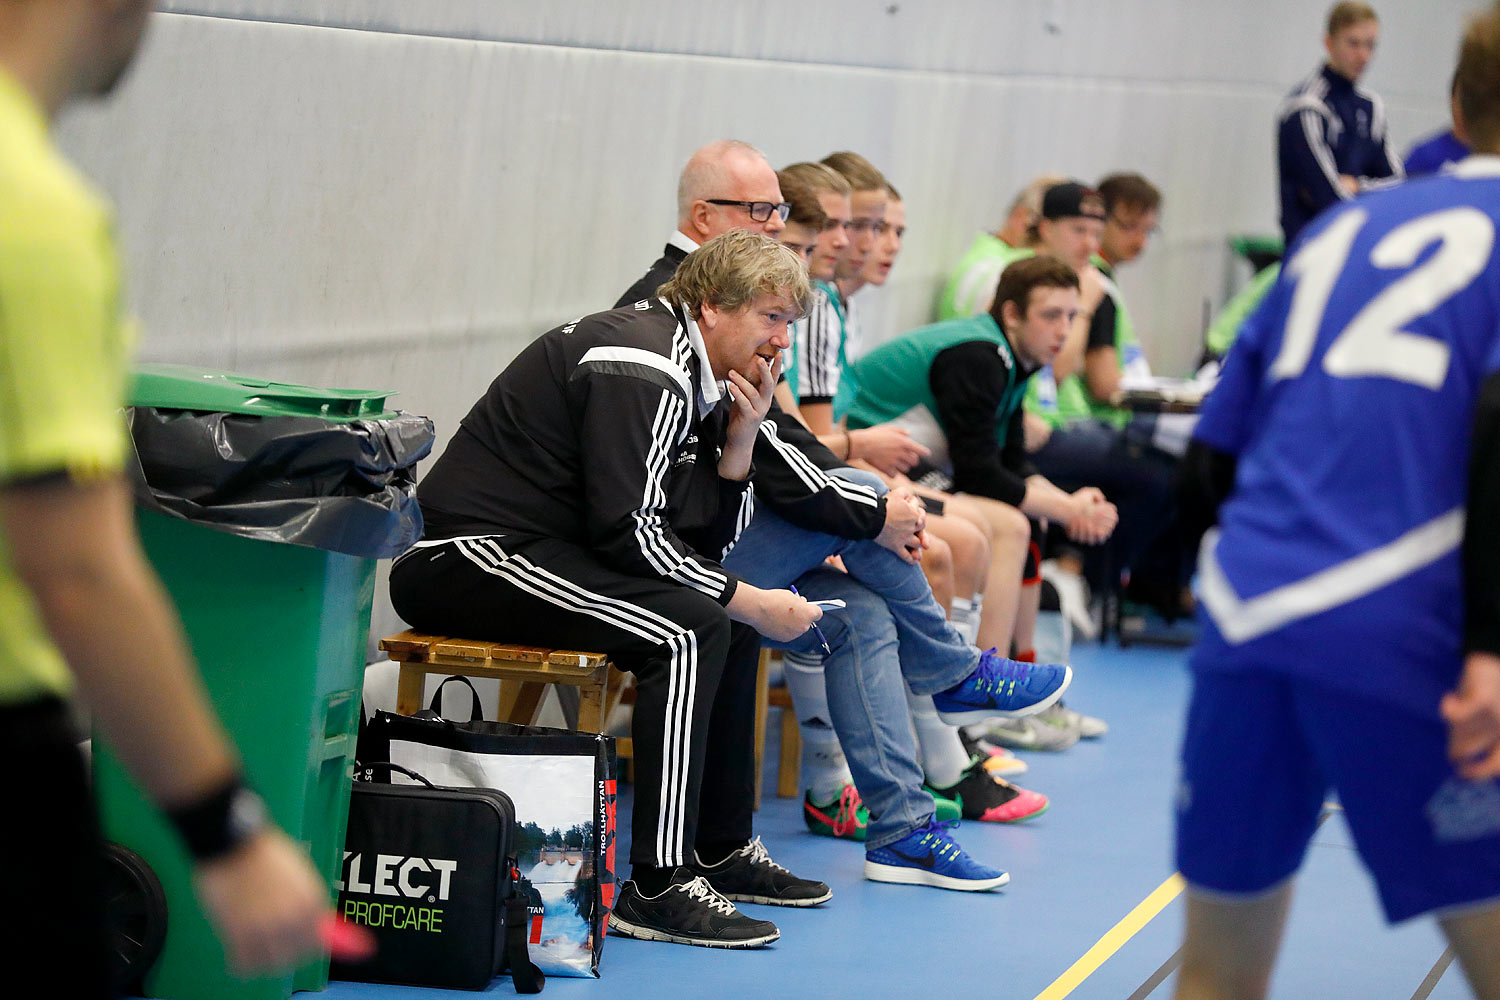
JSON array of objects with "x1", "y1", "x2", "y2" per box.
[{"x1": 1269, "y1": 205, "x2": 1495, "y2": 390}]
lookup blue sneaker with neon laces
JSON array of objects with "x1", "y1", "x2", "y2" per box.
[
  {"x1": 864, "y1": 818, "x2": 1009, "y2": 892},
  {"x1": 930, "y1": 648, "x2": 1072, "y2": 727}
]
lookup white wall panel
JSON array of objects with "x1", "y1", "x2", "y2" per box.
[
  {"x1": 53, "y1": 3, "x2": 1468, "y2": 643},
  {"x1": 155, "y1": 1, "x2": 1465, "y2": 102}
]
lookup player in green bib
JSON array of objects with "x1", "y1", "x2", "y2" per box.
[
  {"x1": 846, "y1": 256, "x2": 1119, "y2": 544},
  {"x1": 936, "y1": 174, "x2": 1065, "y2": 322}
]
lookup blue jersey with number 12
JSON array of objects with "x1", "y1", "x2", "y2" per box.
[{"x1": 1192, "y1": 156, "x2": 1500, "y2": 713}]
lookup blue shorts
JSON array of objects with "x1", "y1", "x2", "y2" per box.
[{"x1": 1175, "y1": 669, "x2": 1500, "y2": 922}]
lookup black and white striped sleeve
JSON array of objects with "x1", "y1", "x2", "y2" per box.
[
  {"x1": 796, "y1": 290, "x2": 843, "y2": 404},
  {"x1": 1363, "y1": 93, "x2": 1405, "y2": 185},
  {"x1": 573, "y1": 347, "x2": 740, "y2": 604},
  {"x1": 1280, "y1": 97, "x2": 1349, "y2": 212},
  {"x1": 721, "y1": 480, "x2": 756, "y2": 561},
  {"x1": 751, "y1": 403, "x2": 887, "y2": 539}
]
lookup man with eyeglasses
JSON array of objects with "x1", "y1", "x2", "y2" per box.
[
  {"x1": 790, "y1": 152, "x2": 888, "y2": 436},
  {"x1": 617, "y1": 139, "x2": 788, "y2": 307},
  {"x1": 618, "y1": 141, "x2": 920, "y2": 551},
  {"x1": 1099, "y1": 174, "x2": 1160, "y2": 270},
  {"x1": 1075, "y1": 173, "x2": 1161, "y2": 417}
]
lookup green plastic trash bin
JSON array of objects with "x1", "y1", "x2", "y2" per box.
[
  {"x1": 93, "y1": 364, "x2": 432, "y2": 1000},
  {"x1": 1228, "y1": 233, "x2": 1285, "y2": 273}
]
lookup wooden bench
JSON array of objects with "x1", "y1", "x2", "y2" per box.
[
  {"x1": 381, "y1": 631, "x2": 806, "y2": 809},
  {"x1": 378, "y1": 629, "x2": 632, "y2": 761},
  {"x1": 768, "y1": 685, "x2": 800, "y2": 799},
  {"x1": 754, "y1": 649, "x2": 801, "y2": 802}
]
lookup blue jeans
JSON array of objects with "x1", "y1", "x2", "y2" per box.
[{"x1": 724, "y1": 470, "x2": 977, "y2": 848}]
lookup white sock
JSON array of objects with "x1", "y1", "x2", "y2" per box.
[
  {"x1": 1033, "y1": 608, "x2": 1073, "y2": 667},
  {"x1": 782, "y1": 651, "x2": 854, "y2": 802},
  {"x1": 949, "y1": 595, "x2": 983, "y2": 646},
  {"x1": 905, "y1": 689, "x2": 971, "y2": 788}
]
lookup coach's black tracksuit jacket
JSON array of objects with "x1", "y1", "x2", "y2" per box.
[{"x1": 417, "y1": 299, "x2": 752, "y2": 602}]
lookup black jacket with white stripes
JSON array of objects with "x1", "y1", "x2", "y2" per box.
[
  {"x1": 1277, "y1": 63, "x2": 1402, "y2": 246},
  {"x1": 617, "y1": 254, "x2": 889, "y2": 544},
  {"x1": 416, "y1": 299, "x2": 751, "y2": 605},
  {"x1": 751, "y1": 406, "x2": 886, "y2": 540}
]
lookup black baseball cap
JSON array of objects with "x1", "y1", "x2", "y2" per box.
[{"x1": 1041, "y1": 182, "x2": 1107, "y2": 222}]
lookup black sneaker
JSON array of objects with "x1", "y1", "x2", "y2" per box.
[
  {"x1": 607, "y1": 868, "x2": 780, "y2": 948},
  {"x1": 694, "y1": 836, "x2": 833, "y2": 907}
]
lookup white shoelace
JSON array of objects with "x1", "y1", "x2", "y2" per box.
[
  {"x1": 744, "y1": 836, "x2": 789, "y2": 873},
  {"x1": 680, "y1": 875, "x2": 738, "y2": 916}
]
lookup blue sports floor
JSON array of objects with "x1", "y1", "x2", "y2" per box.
[{"x1": 312, "y1": 644, "x2": 1470, "y2": 998}]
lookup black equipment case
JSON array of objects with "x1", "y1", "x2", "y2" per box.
[{"x1": 332, "y1": 763, "x2": 544, "y2": 992}]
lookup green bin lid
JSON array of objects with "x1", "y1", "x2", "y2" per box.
[
  {"x1": 1228, "y1": 234, "x2": 1284, "y2": 259},
  {"x1": 130, "y1": 364, "x2": 397, "y2": 421}
]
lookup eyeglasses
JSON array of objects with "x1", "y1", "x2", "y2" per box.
[
  {"x1": 706, "y1": 199, "x2": 792, "y2": 223},
  {"x1": 1107, "y1": 215, "x2": 1160, "y2": 236}
]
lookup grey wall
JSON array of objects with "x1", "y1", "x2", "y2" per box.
[{"x1": 56, "y1": 0, "x2": 1467, "y2": 643}]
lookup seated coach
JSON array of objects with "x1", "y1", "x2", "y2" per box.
[{"x1": 390, "y1": 231, "x2": 828, "y2": 949}]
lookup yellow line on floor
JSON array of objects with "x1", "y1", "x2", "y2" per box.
[{"x1": 1032, "y1": 873, "x2": 1187, "y2": 1000}]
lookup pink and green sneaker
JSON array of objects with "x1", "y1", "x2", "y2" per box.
[
  {"x1": 805, "y1": 782, "x2": 962, "y2": 841},
  {"x1": 926, "y1": 758, "x2": 1049, "y2": 823},
  {"x1": 804, "y1": 784, "x2": 869, "y2": 841}
]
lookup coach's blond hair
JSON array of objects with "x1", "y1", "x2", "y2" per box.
[{"x1": 659, "y1": 230, "x2": 813, "y2": 319}]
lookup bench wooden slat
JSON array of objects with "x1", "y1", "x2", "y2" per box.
[
  {"x1": 439, "y1": 656, "x2": 593, "y2": 677},
  {"x1": 380, "y1": 630, "x2": 632, "y2": 763},
  {"x1": 383, "y1": 632, "x2": 605, "y2": 677},
  {"x1": 380, "y1": 630, "x2": 444, "y2": 658},
  {"x1": 485, "y1": 644, "x2": 549, "y2": 663},
  {"x1": 547, "y1": 650, "x2": 607, "y2": 670},
  {"x1": 431, "y1": 638, "x2": 494, "y2": 660}
]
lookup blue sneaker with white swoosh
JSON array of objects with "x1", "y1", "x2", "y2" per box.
[
  {"x1": 931, "y1": 648, "x2": 1072, "y2": 726},
  {"x1": 864, "y1": 818, "x2": 1009, "y2": 891}
]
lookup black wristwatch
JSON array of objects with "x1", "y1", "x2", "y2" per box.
[{"x1": 165, "y1": 777, "x2": 269, "y2": 862}]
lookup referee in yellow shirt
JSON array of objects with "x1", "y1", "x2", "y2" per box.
[{"x1": 0, "y1": 3, "x2": 329, "y2": 992}]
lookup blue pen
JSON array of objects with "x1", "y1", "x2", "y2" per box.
[{"x1": 788, "y1": 585, "x2": 832, "y2": 655}]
